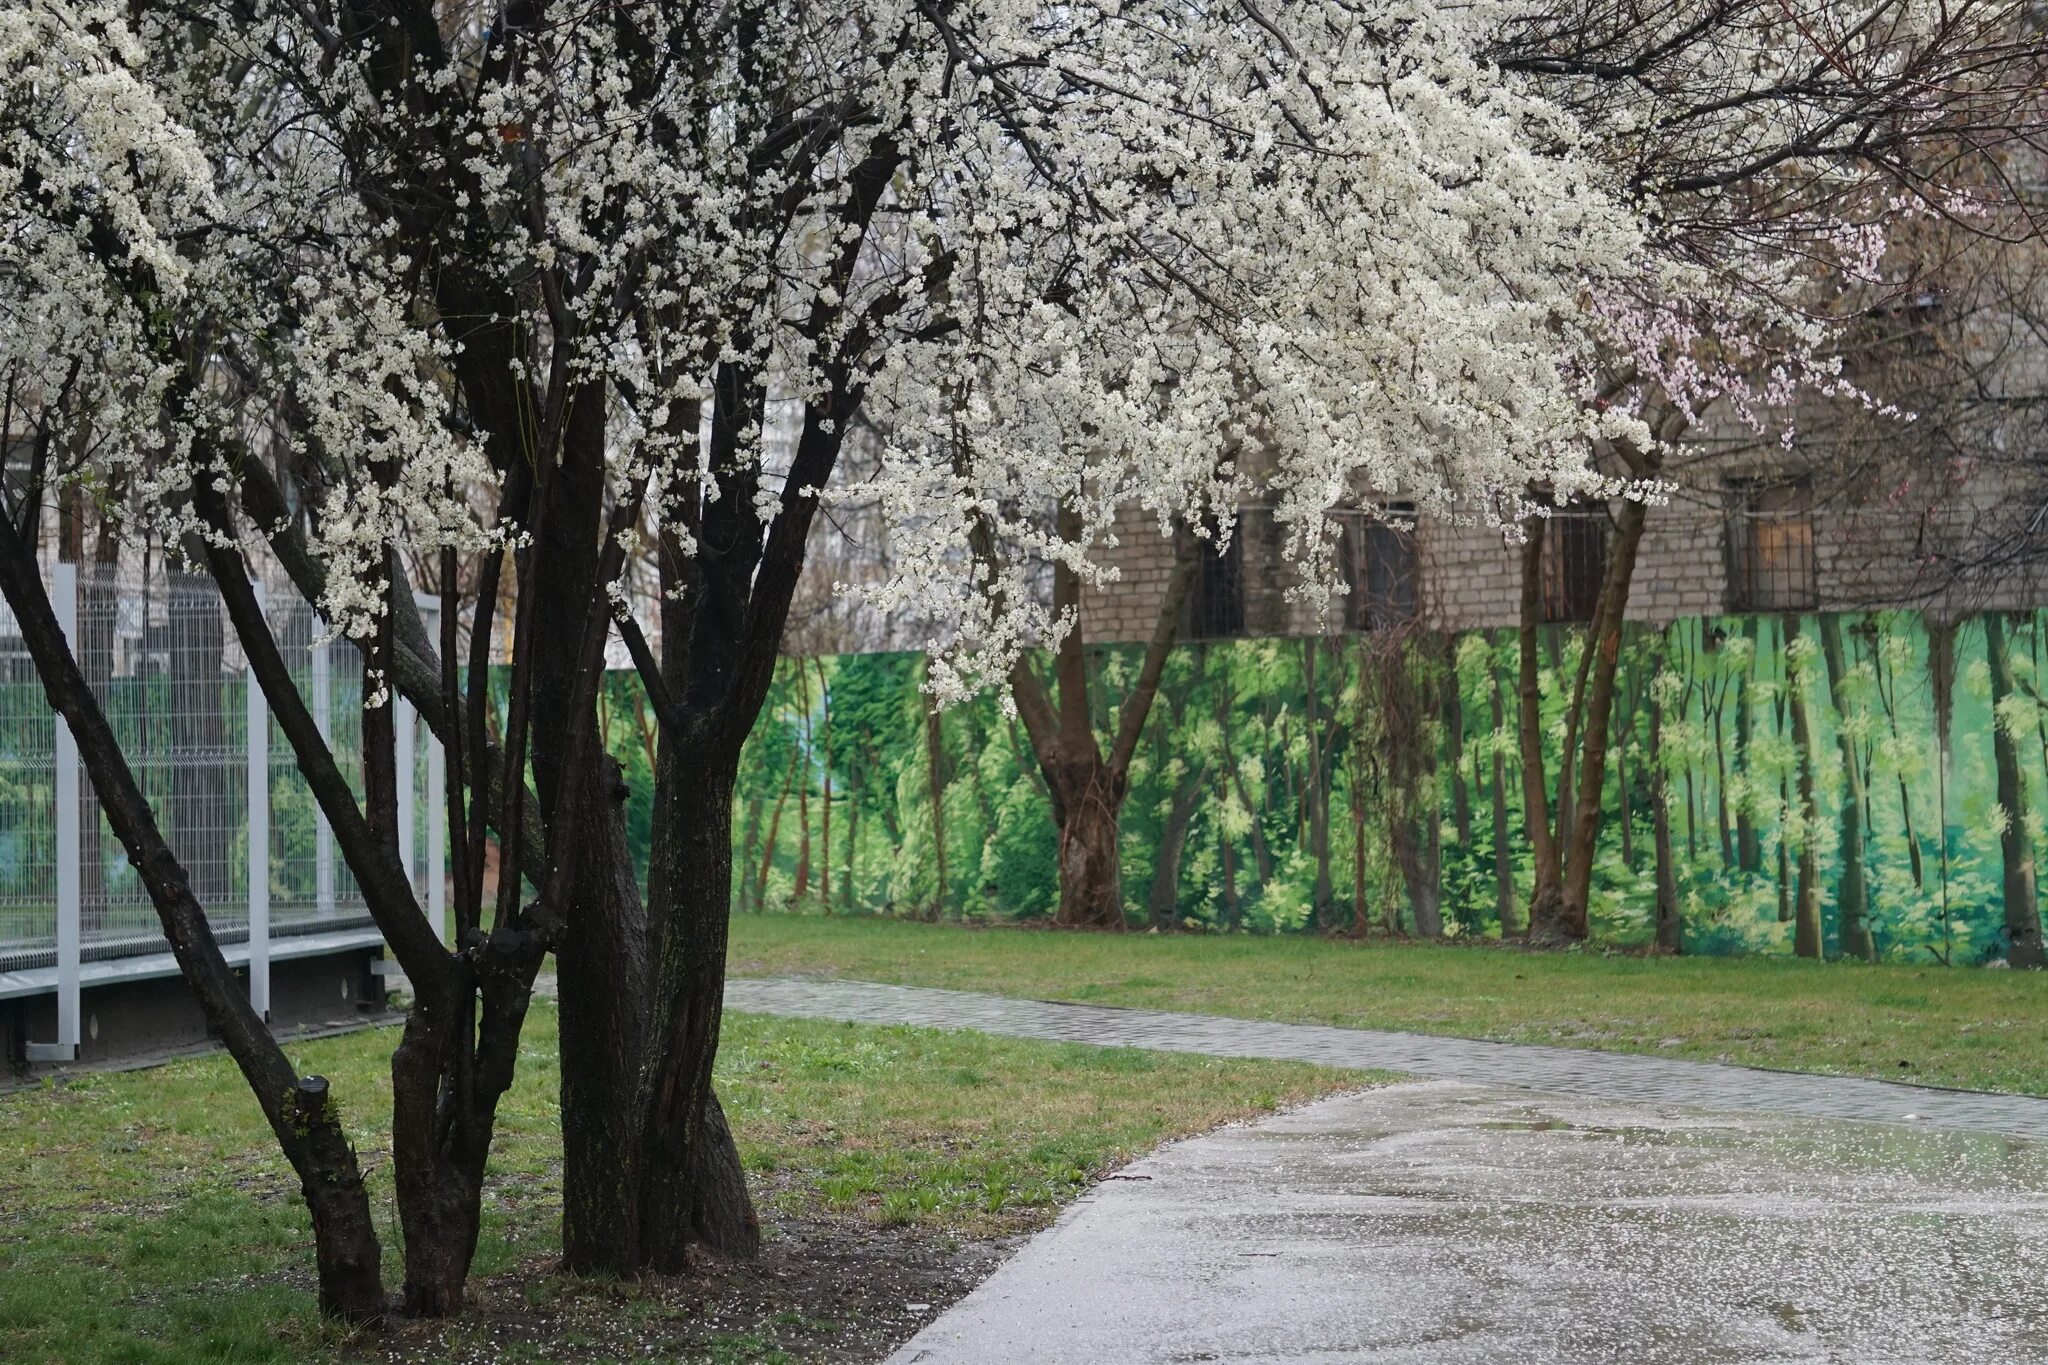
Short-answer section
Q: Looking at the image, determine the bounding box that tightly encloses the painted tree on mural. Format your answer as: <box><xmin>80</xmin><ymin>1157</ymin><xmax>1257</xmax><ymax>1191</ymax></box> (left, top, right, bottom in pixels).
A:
<box><xmin>1490</xmin><ymin>3</ymin><xmax>2048</xmax><ymax>946</ymax></box>
<box><xmin>5</xmin><ymin>0</ymin><xmax>2045</xmax><ymax>1320</ymax></box>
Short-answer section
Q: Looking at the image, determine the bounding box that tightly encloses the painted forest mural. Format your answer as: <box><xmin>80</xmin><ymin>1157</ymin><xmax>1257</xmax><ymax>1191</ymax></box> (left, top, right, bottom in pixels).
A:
<box><xmin>598</xmin><ymin>611</ymin><xmax>2048</xmax><ymax>964</ymax></box>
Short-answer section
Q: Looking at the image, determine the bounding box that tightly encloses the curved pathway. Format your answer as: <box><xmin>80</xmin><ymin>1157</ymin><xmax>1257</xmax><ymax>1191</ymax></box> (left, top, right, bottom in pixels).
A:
<box><xmin>727</xmin><ymin>977</ymin><xmax>2048</xmax><ymax>1140</ymax></box>
<box><xmin>883</xmin><ymin>1082</ymin><xmax>2048</xmax><ymax>1364</ymax></box>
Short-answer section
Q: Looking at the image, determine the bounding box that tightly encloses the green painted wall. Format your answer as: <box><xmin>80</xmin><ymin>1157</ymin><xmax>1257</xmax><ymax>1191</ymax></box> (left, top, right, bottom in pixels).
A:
<box><xmin>648</xmin><ymin>611</ymin><xmax>2047</xmax><ymax>963</ymax></box>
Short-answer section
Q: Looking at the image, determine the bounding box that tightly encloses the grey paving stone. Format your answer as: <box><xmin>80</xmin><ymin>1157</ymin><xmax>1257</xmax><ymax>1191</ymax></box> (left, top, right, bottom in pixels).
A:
<box><xmin>726</xmin><ymin>977</ymin><xmax>2048</xmax><ymax>1140</ymax></box>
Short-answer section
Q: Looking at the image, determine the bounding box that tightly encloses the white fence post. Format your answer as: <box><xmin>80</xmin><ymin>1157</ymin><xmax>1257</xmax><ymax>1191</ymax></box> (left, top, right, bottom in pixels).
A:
<box><xmin>395</xmin><ymin>691</ymin><xmax>416</xmax><ymax>894</ymax></box>
<box><xmin>426</xmin><ymin>714</ymin><xmax>446</xmax><ymax>943</ymax></box>
<box><xmin>418</xmin><ymin>593</ymin><xmax>446</xmax><ymax>943</ymax></box>
<box><xmin>312</xmin><ymin>634</ymin><xmax>334</xmax><ymax>919</ymax></box>
<box><xmin>247</xmin><ymin>582</ymin><xmax>270</xmax><ymax>1022</ymax></box>
<box><xmin>37</xmin><ymin>562</ymin><xmax>82</xmax><ymax>1062</ymax></box>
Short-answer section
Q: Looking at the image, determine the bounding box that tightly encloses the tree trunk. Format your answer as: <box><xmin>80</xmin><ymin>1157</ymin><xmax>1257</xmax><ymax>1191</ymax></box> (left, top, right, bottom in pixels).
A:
<box><xmin>1351</xmin><ymin>781</ymin><xmax>1369</xmax><ymax>936</ymax></box>
<box><xmin>1220</xmin><ymin>773</ymin><xmax>1242</xmax><ymax>931</ymax></box>
<box><xmin>1818</xmin><ymin>615</ymin><xmax>1875</xmax><ymax>962</ymax></box>
<box><xmin>1616</xmin><ymin>690</ymin><xmax>1635</xmax><ymax>871</ymax></box>
<box><xmin>1149</xmin><ymin>765</ymin><xmax>1205</xmax><ymax>930</ymax></box>
<box><xmin>842</xmin><ymin>787</ymin><xmax>861</xmax><ymax>914</ymax></box>
<box><xmin>817</xmin><ymin>659</ymin><xmax>832</xmax><ymax>910</ymax></box>
<box><xmin>1221</xmin><ymin>716</ymin><xmax>1275</xmax><ymax>886</ymax></box>
<box><xmin>756</xmin><ymin>740</ymin><xmax>800</xmax><ymax>912</ymax></box>
<box><xmin>1390</xmin><ymin>803</ymin><xmax>1441</xmax><ymax>938</ymax></box>
<box><xmin>793</xmin><ymin>660</ymin><xmax>813</xmax><ymax>903</ymax></box>
<box><xmin>1871</xmin><ymin>628</ymin><xmax>1925</xmax><ymax>889</ymax></box>
<box><xmin>0</xmin><ymin>536</ymin><xmax>386</xmax><ymax>1322</ymax></box>
<box><xmin>1009</xmin><ymin>516</ymin><xmax>1199</xmax><ymax>933</ymax></box>
<box><xmin>1445</xmin><ymin>654</ymin><xmax>1472</xmax><ymax>850</ymax></box>
<box><xmin>1734</xmin><ymin>616</ymin><xmax>1763</xmax><ymax>875</ymax></box>
<box><xmin>1489</xmin><ymin>667</ymin><xmax>1520</xmax><ymax>936</ymax></box>
<box><xmin>1302</xmin><ymin>640</ymin><xmax>1336</xmax><ymax>928</ymax></box>
<box><xmin>1785</xmin><ymin>619</ymin><xmax>1823</xmax><ymax>960</ymax></box>
<box><xmin>736</xmin><ymin>792</ymin><xmax>764</xmax><ymax>913</ymax></box>
<box><xmin>1515</xmin><ymin>517</ymin><xmax>1565</xmax><ymax>937</ymax></box>
<box><xmin>1712</xmin><ymin>703</ymin><xmax>1735</xmax><ymax>869</ymax></box>
<box><xmin>636</xmin><ymin>762</ymin><xmax>762</xmax><ymax>1272</ymax></box>
<box><xmin>1648</xmin><ymin>641</ymin><xmax>1682</xmax><ymax>954</ymax></box>
<box><xmin>1054</xmin><ymin>764</ymin><xmax>1126</xmax><ymax>929</ymax></box>
<box><xmin>556</xmin><ymin>756</ymin><xmax>652</xmax><ymax>1275</ymax></box>
<box><xmin>1986</xmin><ymin>613</ymin><xmax>2045</xmax><ymax>967</ymax></box>
<box><xmin>388</xmin><ymin>991</ymin><xmax>485</xmax><ymax>1314</ymax></box>
<box><xmin>1552</xmin><ymin>498</ymin><xmax>1649</xmax><ymax>945</ymax></box>
<box><xmin>925</xmin><ymin>694</ymin><xmax>949</xmax><ymax>917</ymax></box>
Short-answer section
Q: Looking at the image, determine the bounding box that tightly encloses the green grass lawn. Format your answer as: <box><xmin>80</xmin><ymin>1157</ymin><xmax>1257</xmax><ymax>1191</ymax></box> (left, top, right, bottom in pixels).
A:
<box><xmin>0</xmin><ymin>1006</ymin><xmax>1353</xmax><ymax>1364</ymax></box>
<box><xmin>728</xmin><ymin>916</ymin><xmax>2048</xmax><ymax>1096</ymax></box>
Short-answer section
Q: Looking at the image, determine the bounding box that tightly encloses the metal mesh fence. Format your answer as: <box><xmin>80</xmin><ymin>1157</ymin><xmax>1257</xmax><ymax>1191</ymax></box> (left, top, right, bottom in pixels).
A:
<box><xmin>0</xmin><ymin>595</ymin><xmax>56</xmax><ymax>964</ymax></box>
<box><xmin>75</xmin><ymin>566</ymin><xmax>250</xmax><ymax>959</ymax></box>
<box><xmin>265</xmin><ymin>593</ymin><xmax>373</xmax><ymax>937</ymax></box>
<box><xmin>0</xmin><ymin>565</ymin><xmax>436</xmax><ymax>974</ymax></box>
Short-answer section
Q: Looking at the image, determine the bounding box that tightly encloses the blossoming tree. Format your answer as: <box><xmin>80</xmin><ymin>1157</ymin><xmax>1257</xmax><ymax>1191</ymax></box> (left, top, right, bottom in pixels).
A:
<box><xmin>0</xmin><ymin>0</ymin><xmax>2037</xmax><ymax>1323</ymax></box>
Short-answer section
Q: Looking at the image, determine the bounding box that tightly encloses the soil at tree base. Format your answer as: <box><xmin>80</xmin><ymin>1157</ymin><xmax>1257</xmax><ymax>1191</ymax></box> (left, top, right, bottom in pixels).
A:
<box><xmin>372</xmin><ymin>1206</ymin><xmax>1015</xmax><ymax>1363</ymax></box>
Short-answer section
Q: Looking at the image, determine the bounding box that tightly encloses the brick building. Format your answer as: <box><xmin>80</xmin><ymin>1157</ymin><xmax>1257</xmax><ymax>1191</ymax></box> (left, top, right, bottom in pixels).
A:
<box><xmin>1081</xmin><ymin>465</ymin><xmax>2048</xmax><ymax>645</ymax></box>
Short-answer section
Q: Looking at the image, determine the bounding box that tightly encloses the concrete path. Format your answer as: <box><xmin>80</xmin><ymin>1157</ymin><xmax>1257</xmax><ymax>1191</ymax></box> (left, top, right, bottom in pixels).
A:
<box><xmin>885</xmin><ymin>1082</ymin><xmax>2048</xmax><ymax>1364</ymax></box>
<box><xmin>727</xmin><ymin>977</ymin><xmax>2048</xmax><ymax>1140</ymax></box>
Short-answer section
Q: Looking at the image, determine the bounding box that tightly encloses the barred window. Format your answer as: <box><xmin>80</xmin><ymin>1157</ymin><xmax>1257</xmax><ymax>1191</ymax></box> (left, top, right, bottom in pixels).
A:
<box><xmin>1341</xmin><ymin>505</ymin><xmax>1419</xmax><ymax>631</ymax></box>
<box><xmin>1181</xmin><ymin>532</ymin><xmax>1245</xmax><ymax>641</ymax></box>
<box><xmin>1727</xmin><ymin>479</ymin><xmax>1817</xmax><ymax>612</ymax></box>
<box><xmin>1541</xmin><ymin>505</ymin><xmax>1608</xmax><ymax>623</ymax></box>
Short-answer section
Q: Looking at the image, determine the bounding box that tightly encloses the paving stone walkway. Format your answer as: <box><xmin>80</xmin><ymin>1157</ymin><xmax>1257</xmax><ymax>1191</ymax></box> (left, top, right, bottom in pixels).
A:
<box><xmin>885</xmin><ymin>1082</ymin><xmax>2048</xmax><ymax>1364</ymax></box>
<box><xmin>728</xmin><ymin>977</ymin><xmax>2048</xmax><ymax>1140</ymax></box>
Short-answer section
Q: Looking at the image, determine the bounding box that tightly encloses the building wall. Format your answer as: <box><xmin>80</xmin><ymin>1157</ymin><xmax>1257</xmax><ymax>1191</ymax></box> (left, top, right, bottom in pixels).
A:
<box><xmin>1083</xmin><ymin>473</ymin><xmax>2048</xmax><ymax>645</ymax></box>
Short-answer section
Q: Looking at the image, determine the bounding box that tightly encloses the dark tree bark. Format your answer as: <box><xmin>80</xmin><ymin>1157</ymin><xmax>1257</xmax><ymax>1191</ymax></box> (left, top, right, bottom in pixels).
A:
<box><xmin>1010</xmin><ymin>513</ymin><xmax>1201</xmax><ymax>930</ymax></box>
<box><xmin>1550</xmin><ymin>496</ymin><xmax>1649</xmax><ymax>945</ymax></box>
<box><xmin>1985</xmin><ymin>613</ymin><xmax>2045</xmax><ymax>967</ymax></box>
<box><xmin>1375</xmin><ymin>636</ymin><xmax>1442</xmax><ymax>938</ymax></box>
<box><xmin>1818</xmin><ymin>615</ymin><xmax>1876</xmax><ymax>961</ymax></box>
<box><xmin>635</xmin><ymin>761</ymin><xmax>761</xmax><ymax>1271</ymax></box>
<box><xmin>1870</xmin><ymin>626</ymin><xmax>1924</xmax><ymax>889</ymax></box>
<box><xmin>1515</xmin><ymin>517</ymin><xmax>1566</xmax><ymax>935</ymax></box>
<box><xmin>555</xmin><ymin>757</ymin><xmax>654</xmax><ymax>1274</ymax></box>
<box><xmin>0</xmin><ymin>523</ymin><xmax>386</xmax><ymax>1322</ymax></box>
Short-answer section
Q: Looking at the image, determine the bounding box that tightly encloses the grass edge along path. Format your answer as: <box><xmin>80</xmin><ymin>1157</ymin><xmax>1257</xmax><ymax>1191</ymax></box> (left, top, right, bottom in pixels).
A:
<box><xmin>728</xmin><ymin>916</ymin><xmax>2048</xmax><ymax>1098</ymax></box>
<box><xmin>0</xmin><ymin>1005</ymin><xmax>1361</xmax><ymax>1365</ymax></box>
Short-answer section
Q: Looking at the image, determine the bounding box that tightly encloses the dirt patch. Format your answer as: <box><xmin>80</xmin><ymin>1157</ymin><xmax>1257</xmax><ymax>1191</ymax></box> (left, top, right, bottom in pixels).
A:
<box><xmin>369</xmin><ymin>1211</ymin><xmax>1017</xmax><ymax>1364</ymax></box>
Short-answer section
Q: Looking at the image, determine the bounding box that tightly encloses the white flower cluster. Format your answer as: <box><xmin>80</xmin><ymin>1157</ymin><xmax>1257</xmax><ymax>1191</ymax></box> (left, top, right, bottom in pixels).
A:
<box><xmin>0</xmin><ymin>0</ymin><xmax>2007</xmax><ymax>697</ymax></box>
